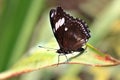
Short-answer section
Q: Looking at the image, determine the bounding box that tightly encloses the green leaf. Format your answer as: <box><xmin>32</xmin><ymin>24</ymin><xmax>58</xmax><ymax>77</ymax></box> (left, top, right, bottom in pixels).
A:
<box><xmin>0</xmin><ymin>0</ymin><xmax>46</xmax><ymax>71</ymax></box>
<box><xmin>0</xmin><ymin>43</ymin><xmax>120</xmax><ymax>80</ymax></box>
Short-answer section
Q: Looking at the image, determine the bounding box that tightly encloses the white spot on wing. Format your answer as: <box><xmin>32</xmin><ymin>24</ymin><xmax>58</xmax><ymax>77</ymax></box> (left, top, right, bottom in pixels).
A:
<box><xmin>51</xmin><ymin>13</ymin><xmax>54</xmax><ymax>17</ymax></box>
<box><xmin>55</xmin><ymin>18</ymin><xmax>65</xmax><ymax>31</ymax></box>
<box><xmin>64</xmin><ymin>27</ymin><xmax>68</xmax><ymax>31</ymax></box>
<box><xmin>60</xmin><ymin>18</ymin><xmax>65</xmax><ymax>26</ymax></box>
<box><xmin>55</xmin><ymin>22</ymin><xmax>59</xmax><ymax>30</ymax></box>
<box><xmin>81</xmin><ymin>39</ymin><xmax>84</xmax><ymax>42</ymax></box>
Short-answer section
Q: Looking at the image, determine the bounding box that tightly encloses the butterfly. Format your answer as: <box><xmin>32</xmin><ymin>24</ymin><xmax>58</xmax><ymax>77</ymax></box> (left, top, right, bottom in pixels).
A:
<box><xmin>49</xmin><ymin>7</ymin><xmax>91</xmax><ymax>61</ymax></box>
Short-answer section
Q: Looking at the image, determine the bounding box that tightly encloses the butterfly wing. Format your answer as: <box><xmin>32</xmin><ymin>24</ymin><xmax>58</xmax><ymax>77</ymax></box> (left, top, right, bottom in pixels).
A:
<box><xmin>50</xmin><ymin>7</ymin><xmax>90</xmax><ymax>53</ymax></box>
<box><xmin>50</xmin><ymin>7</ymin><xmax>66</xmax><ymax>50</ymax></box>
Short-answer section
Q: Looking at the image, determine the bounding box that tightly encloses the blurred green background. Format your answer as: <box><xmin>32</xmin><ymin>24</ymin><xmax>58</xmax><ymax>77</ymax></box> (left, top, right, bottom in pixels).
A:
<box><xmin>0</xmin><ymin>0</ymin><xmax>120</xmax><ymax>80</ymax></box>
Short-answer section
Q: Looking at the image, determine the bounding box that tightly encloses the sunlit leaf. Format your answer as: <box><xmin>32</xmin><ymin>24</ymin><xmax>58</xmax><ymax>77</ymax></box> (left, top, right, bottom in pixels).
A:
<box><xmin>0</xmin><ymin>44</ymin><xmax>120</xmax><ymax>80</ymax></box>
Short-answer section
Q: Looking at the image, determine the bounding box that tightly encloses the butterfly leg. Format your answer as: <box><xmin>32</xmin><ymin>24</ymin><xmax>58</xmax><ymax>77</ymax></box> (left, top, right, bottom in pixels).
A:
<box><xmin>57</xmin><ymin>53</ymin><xmax>69</xmax><ymax>65</ymax></box>
<box><xmin>57</xmin><ymin>54</ymin><xmax>60</xmax><ymax>66</ymax></box>
<box><xmin>64</xmin><ymin>54</ymin><xmax>69</xmax><ymax>63</ymax></box>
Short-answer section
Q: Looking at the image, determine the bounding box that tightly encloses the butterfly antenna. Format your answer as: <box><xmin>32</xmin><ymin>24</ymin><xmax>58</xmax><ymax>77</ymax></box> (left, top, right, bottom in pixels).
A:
<box><xmin>38</xmin><ymin>46</ymin><xmax>57</xmax><ymax>51</ymax></box>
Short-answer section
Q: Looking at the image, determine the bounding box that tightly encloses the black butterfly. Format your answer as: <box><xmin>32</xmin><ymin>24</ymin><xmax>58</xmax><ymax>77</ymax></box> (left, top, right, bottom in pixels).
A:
<box><xmin>49</xmin><ymin>7</ymin><xmax>90</xmax><ymax>56</ymax></box>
